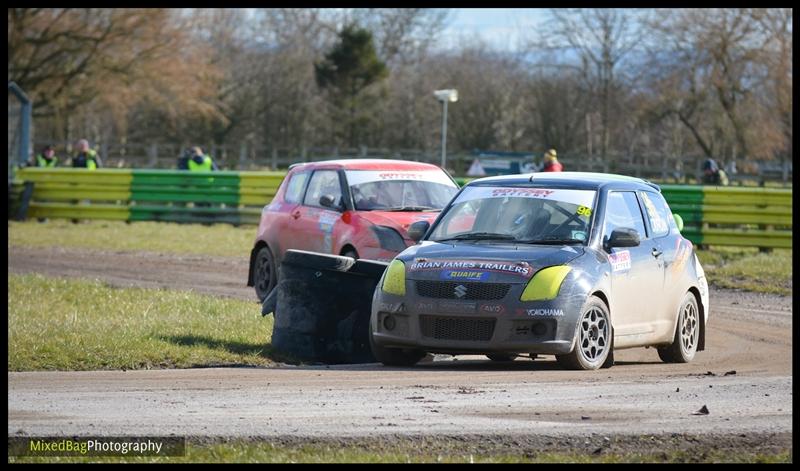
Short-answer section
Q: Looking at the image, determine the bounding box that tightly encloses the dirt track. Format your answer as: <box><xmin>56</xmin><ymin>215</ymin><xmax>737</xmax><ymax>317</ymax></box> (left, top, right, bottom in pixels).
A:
<box><xmin>7</xmin><ymin>245</ymin><xmax>793</xmax><ymax>451</ymax></box>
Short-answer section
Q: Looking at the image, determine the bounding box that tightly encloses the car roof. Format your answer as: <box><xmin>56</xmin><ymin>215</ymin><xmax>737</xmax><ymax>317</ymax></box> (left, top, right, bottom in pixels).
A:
<box><xmin>289</xmin><ymin>159</ymin><xmax>444</xmax><ymax>172</ymax></box>
<box><xmin>466</xmin><ymin>172</ymin><xmax>660</xmax><ymax>191</ymax></box>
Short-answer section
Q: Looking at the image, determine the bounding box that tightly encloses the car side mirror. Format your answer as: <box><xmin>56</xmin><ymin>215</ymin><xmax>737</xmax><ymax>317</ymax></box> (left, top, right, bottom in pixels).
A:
<box><xmin>672</xmin><ymin>213</ymin><xmax>684</xmax><ymax>232</ymax></box>
<box><xmin>319</xmin><ymin>194</ymin><xmax>339</xmax><ymax>210</ymax></box>
<box><xmin>605</xmin><ymin>228</ymin><xmax>640</xmax><ymax>249</ymax></box>
<box><xmin>407</xmin><ymin>221</ymin><xmax>430</xmax><ymax>242</ymax></box>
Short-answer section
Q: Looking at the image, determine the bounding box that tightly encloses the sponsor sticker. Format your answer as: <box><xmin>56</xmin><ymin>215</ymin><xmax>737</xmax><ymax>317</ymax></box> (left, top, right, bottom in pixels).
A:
<box><xmin>318</xmin><ymin>212</ymin><xmax>338</xmax><ymax>233</ymax></box>
<box><xmin>608</xmin><ymin>250</ymin><xmax>631</xmax><ymax>272</ymax></box>
<box><xmin>479</xmin><ymin>304</ymin><xmax>506</xmax><ymax>314</ymax></box>
<box><xmin>379</xmin><ymin>302</ymin><xmax>404</xmax><ymax>313</ymax></box>
<box><xmin>453</xmin><ymin>187</ymin><xmax>596</xmax><ymax>208</ymax></box>
<box><xmin>490</xmin><ymin>188</ymin><xmax>555</xmax><ymax>198</ymax></box>
<box><xmin>438</xmin><ymin>301</ymin><xmax>477</xmax><ymax>313</ymax></box>
<box><xmin>671</xmin><ymin>239</ymin><xmax>691</xmax><ymax>275</ymax></box>
<box><xmin>345</xmin><ymin>170</ymin><xmax>455</xmax><ymax>187</ymax></box>
<box><xmin>440</xmin><ymin>270</ymin><xmax>489</xmax><ymax>281</ymax></box>
<box><xmin>415</xmin><ymin>302</ymin><xmax>435</xmax><ymax>312</ymax></box>
<box><xmin>409</xmin><ymin>259</ymin><xmax>533</xmax><ymax>278</ymax></box>
<box><xmin>524</xmin><ymin>308</ymin><xmax>564</xmax><ymax>317</ymax></box>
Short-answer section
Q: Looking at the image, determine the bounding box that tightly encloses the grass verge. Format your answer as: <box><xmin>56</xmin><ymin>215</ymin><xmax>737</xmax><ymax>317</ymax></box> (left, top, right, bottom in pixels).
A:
<box><xmin>8</xmin><ymin>439</ymin><xmax>791</xmax><ymax>463</ymax></box>
<box><xmin>8</xmin><ymin>219</ymin><xmax>256</xmax><ymax>258</ymax></box>
<box><xmin>8</xmin><ymin>273</ymin><xmax>276</xmax><ymax>371</ymax></box>
<box><xmin>695</xmin><ymin>247</ymin><xmax>792</xmax><ymax>296</ymax></box>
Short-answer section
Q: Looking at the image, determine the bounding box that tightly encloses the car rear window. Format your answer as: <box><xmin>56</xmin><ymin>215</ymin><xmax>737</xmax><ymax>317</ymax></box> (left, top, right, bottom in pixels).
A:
<box><xmin>284</xmin><ymin>172</ymin><xmax>309</xmax><ymax>204</ymax></box>
<box><xmin>640</xmin><ymin>191</ymin><xmax>673</xmax><ymax>237</ymax></box>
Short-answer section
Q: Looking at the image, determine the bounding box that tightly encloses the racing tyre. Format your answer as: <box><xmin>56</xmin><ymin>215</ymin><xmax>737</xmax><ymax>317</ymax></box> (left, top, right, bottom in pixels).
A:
<box><xmin>658</xmin><ymin>292</ymin><xmax>700</xmax><ymax>363</ymax></box>
<box><xmin>254</xmin><ymin>246</ymin><xmax>277</xmax><ymax>302</ymax></box>
<box><xmin>369</xmin><ymin>329</ymin><xmax>426</xmax><ymax>367</ymax></box>
<box><xmin>556</xmin><ymin>296</ymin><xmax>612</xmax><ymax>370</ymax></box>
<box><xmin>486</xmin><ymin>354</ymin><xmax>517</xmax><ymax>362</ymax></box>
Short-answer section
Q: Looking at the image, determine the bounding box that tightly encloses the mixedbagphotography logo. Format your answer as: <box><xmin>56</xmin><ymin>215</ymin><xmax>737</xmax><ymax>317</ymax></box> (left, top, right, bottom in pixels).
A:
<box><xmin>8</xmin><ymin>436</ymin><xmax>186</xmax><ymax>457</ymax></box>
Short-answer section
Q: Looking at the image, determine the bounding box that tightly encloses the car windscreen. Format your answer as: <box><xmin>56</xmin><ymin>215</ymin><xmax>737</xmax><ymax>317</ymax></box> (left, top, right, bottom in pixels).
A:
<box><xmin>345</xmin><ymin>170</ymin><xmax>458</xmax><ymax>211</ymax></box>
<box><xmin>429</xmin><ymin>186</ymin><xmax>597</xmax><ymax>244</ymax></box>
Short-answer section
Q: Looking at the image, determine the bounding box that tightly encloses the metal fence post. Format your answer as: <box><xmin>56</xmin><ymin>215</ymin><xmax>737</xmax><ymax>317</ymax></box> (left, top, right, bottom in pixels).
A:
<box><xmin>271</xmin><ymin>148</ymin><xmax>278</xmax><ymax>170</ymax></box>
<box><xmin>148</xmin><ymin>144</ymin><xmax>158</xmax><ymax>168</ymax></box>
<box><xmin>239</xmin><ymin>143</ymin><xmax>247</xmax><ymax>170</ymax></box>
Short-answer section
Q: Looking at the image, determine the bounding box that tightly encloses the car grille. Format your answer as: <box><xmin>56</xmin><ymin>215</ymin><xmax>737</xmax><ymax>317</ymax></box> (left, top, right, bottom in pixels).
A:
<box><xmin>415</xmin><ymin>281</ymin><xmax>511</xmax><ymax>300</ymax></box>
<box><xmin>419</xmin><ymin>315</ymin><xmax>496</xmax><ymax>341</ymax></box>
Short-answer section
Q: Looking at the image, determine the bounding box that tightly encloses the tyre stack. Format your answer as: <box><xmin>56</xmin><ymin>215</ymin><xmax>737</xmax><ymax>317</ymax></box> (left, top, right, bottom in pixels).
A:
<box><xmin>264</xmin><ymin>250</ymin><xmax>388</xmax><ymax>364</ymax></box>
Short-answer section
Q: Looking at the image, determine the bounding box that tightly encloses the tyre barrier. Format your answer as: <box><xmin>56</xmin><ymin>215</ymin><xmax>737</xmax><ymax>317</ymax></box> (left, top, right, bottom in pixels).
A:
<box><xmin>264</xmin><ymin>250</ymin><xmax>389</xmax><ymax>364</ymax></box>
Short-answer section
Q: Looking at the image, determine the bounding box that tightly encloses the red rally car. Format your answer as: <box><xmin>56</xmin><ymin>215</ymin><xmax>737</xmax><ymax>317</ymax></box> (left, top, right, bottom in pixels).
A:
<box><xmin>247</xmin><ymin>159</ymin><xmax>460</xmax><ymax>300</ymax></box>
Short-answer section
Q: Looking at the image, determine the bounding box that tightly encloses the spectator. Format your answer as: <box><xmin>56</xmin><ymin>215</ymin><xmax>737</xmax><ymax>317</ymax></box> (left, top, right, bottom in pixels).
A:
<box><xmin>702</xmin><ymin>158</ymin><xmax>729</xmax><ymax>186</ymax></box>
<box><xmin>70</xmin><ymin>139</ymin><xmax>101</xmax><ymax>169</ymax></box>
<box><xmin>178</xmin><ymin>146</ymin><xmax>218</xmax><ymax>171</ymax></box>
<box><xmin>32</xmin><ymin>145</ymin><xmax>58</xmax><ymax>168</ymax></box>
<box><xmin>541</xmin><ymin>148</ymin><xmax>563</xmax><ymax>172</ymax></box>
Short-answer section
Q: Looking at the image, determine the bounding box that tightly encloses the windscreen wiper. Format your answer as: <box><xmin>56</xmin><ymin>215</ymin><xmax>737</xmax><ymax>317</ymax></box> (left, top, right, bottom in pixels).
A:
<box><xmin>517</xmin><ymin>238</ymin><xmax>584</xmax><ymax>245</ymax></box>
<box><xmin>382</xmin><ymin>206</ymin><xmax>438</xmax><ymax>212</ymax></box>
<box><xmin>435</xmin><ymin>232</ymin><xmax>517</xmax><ymax>242</ymax></box>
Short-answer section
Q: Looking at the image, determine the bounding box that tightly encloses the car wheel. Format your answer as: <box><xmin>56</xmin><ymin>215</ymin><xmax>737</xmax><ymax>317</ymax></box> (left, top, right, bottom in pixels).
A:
<box><xmin>658</xmin><ymin>292</ymin><xmax>700</xmax><ymax>363</ymax></box>
<box><xmin>254</xmin><ymin>246</ymin><xmax>277</xmax><ymax>302</ymax></box>
<box><xmin>486</xmin><ymin>354</ymin><xmax>517</xmax><ymax>362</ymax></box>
<box><xmin>369</xmin><ymin>328</ymin><xmax>425</xmax><ymax>367</ymax></box>
<box><xmin>556</xmin><ymin>296</ymin><xmax>612</xmax><ymax>370</ymax></box>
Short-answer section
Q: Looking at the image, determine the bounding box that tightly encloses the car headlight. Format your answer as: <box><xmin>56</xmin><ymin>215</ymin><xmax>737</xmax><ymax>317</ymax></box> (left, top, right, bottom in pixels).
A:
<box><xmin>520</xmin><ymin>266</ymin><xmax>571</xmax><ymax>301</ymax></box>
<box><xmin>371</xmin><ymin>225</ymin><xmax>408</xmax><ymax>252</ymax></box>
<box><xmin>382</xmin><ymin>260</ymin><xmax>406</xmax><ymax>296</ymax></box>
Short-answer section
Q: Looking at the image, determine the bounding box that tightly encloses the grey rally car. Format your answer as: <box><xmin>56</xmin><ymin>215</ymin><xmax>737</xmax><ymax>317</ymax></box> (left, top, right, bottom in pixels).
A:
<box><xmin>370</xmin><ymin>172</ymin><xmax>709</xmax><ymax>370</ymax></box>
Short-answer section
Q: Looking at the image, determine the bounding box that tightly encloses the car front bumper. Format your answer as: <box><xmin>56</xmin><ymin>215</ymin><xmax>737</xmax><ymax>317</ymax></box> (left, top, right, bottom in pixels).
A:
<box><xmin>371</xmin><ymin>286</ymin><xmax>583</xmax><ymax>356</ymax></box>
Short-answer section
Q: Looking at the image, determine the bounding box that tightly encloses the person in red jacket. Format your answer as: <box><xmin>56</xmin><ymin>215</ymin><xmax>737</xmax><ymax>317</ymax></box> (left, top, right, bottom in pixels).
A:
<box><xmin>541</xmin><ymin>149</ymin><xmax>563</xmax><ymax>172</ymax></box>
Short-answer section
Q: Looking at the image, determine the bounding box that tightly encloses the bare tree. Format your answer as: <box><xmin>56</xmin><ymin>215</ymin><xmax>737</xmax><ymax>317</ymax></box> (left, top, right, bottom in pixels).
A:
<box><xmin>540</xmin><ymin>9</ymin><xmax>647</xmax><ymax>169</ymax></box>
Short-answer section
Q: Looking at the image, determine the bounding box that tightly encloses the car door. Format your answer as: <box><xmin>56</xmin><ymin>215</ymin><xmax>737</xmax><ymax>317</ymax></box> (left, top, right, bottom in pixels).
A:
<box><xmin>271</xmin><ymin>170</ymin><xmax>311</xmax><ymax>263</ymax></box>
<box><xmin>639</xmin><ymin>190</ymin><xmax>686</xmax><ymax>341</ymax></box>
<box><xmin>291</xmin><ymin>169</ymin><xmax>345</xmax><ymax>254</ymax></box>
<box><xmin>602</xmin><ymin>190</ymin><xmax>663</xmax><ymax>344</ymax></box>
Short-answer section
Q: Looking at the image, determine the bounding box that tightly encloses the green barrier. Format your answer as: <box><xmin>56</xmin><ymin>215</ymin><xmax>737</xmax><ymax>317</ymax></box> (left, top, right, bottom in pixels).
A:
<box><xmin>11</xmin><ymin>169</ymin><xmax>792</xmax><ymax>249</ymax></box>
<box><xmin>660</xmin><ymin>184</ymin><xmax>792</xmax><ymax>249</ymax></box>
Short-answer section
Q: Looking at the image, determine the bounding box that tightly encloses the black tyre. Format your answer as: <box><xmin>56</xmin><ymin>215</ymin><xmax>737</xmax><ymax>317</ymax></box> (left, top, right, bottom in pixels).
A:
<box><xmin>369</xmin><ymin>329</ymin><xmax>425</xmax><ymax>367</ymax></box>
<box><xmin>658</xmin><ymin>292</ymin><xmax>700</xmax><ymax>363</ymax></box>
<box><xmin>556</xmin><ymin>296</ymin><xmax>613</xmax><ymax>370</ymax></box>
<box><xmin>254</xmin><ymin>246</ymin><xmax>277</xmax><ymax>302</ymax></box>
<box><xmin>486</xmin><ymin>354</ymin><xmax>517</xmax><ymax>362</ymax></box>
<box><xmin>342</xmin><ymin>248</ymin><xmax>359</xmax><ymax>259</ymax></box>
